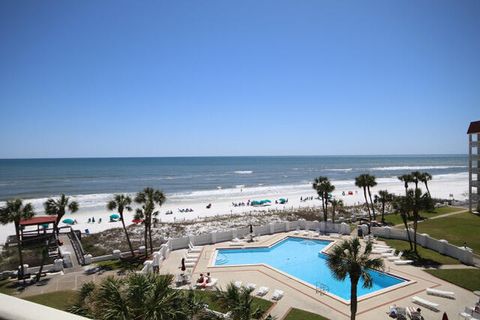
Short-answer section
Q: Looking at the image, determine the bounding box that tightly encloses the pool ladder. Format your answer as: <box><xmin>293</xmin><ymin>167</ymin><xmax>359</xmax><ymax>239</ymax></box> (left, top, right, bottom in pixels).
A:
<box><xmin>315</xmin><ymin>282</ymin><xmax>329</xmax><ymax>295</ymax></box>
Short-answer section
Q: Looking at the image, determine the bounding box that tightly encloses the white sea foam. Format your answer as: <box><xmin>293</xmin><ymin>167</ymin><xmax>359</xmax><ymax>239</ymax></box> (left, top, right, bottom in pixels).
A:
<box><xmin>370</xmin><ymin>165</ymin><xmax>467</xmax><ymax>171</ymax></box>
<box><xmin>325</xmin><ymin>168</ymin><xmax>353</xmax><ymax>172</ymax></box>
<box><xmin>234</xmin><ymin>170</ymin><xmax>253</xmax><ymax>174</ymax></box>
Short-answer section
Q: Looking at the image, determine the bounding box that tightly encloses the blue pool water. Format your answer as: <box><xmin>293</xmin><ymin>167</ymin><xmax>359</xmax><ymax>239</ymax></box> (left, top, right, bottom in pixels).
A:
<box><xmin>214</xmin><ymin>237</ymin><xmax>406</xmax><ymax>300</ymax></box>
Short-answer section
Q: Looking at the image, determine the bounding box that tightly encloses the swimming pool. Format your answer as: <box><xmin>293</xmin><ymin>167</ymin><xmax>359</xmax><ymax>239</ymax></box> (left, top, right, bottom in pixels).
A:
<box><xmin>214</xmin><ymin>237</ymin><xmax>406</xmax><ymax>301</ymax></box>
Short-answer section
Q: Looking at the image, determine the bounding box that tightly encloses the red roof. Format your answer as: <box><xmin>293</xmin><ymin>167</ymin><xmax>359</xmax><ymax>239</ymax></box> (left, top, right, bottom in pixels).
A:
<box><xmin>20</xmin><ymin>216</ymin><xmax>57</xmax><ymax>226</ymax></box>
<box><xmin>467</xmin><ymin>120</ymin><xmax>480</xmax><ymax>134</ymax></box>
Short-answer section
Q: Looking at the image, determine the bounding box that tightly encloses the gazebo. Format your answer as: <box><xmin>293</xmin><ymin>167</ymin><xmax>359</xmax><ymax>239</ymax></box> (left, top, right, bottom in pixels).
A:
<box><xmin>19</xmin><ymin>215</ymin><xmax>57</xmax><ymax>243</ymax></box>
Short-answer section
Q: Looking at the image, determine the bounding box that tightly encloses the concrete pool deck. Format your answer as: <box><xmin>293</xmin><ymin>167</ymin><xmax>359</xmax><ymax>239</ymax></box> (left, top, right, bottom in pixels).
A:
<box><xmin>159</xmin><ymin>232</ymin><xmax>479</xmax><ymax>319</ymax></box>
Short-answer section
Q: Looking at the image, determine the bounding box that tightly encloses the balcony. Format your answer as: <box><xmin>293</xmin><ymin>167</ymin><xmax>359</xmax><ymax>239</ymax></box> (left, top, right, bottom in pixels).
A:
<box><xmin>471</xmin><ymin>140</ymin><xmax>479</xmax><ymax>148</ymax></box>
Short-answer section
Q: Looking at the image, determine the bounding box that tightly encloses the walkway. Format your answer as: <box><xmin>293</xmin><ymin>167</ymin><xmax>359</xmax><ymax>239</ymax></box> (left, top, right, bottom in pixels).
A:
<box><xmin>58</xmin><ymin>234</ymin><xmax>81</xmax><ymax>271</ymax></box>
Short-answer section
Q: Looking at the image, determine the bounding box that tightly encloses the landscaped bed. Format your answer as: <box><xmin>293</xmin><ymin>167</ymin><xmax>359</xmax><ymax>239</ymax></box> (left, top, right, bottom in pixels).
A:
<box><xmin>284</xmin><ymin>308</ymin><xmax>329</xmax><ymax>320</ymax></box>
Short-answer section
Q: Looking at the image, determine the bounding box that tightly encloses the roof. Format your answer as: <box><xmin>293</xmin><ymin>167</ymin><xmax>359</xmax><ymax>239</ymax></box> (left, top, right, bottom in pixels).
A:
<box><xmin>20</xmin><ymin>216</ymin><xmax>57</xmax><ymax>226</ymax></box>
<box><xmin>467</xmin><ymin>120</ymin><xmax>480</xmax><ymax>134</ymax></box>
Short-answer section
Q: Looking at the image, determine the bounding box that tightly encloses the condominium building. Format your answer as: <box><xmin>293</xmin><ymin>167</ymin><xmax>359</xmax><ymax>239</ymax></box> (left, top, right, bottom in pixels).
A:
<box><xmin>468</xmin><ymin>120</ymin><xmax>480</xmax><ymax>212</ymax></box>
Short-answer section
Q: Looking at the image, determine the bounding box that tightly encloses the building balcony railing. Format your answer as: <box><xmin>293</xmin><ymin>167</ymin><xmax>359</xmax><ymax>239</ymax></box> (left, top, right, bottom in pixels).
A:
<box><xmin>472</xmin><ymin>180</ymin><xmax>478</xmax><ymax>188</ymax></box>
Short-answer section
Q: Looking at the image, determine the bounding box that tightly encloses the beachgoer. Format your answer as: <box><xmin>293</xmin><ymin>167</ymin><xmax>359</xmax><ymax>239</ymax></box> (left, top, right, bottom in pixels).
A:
<box><xmin>99</xmin><ymin>218</ymin><xmax>102</xmax><ymax>223</ymax></box>
<box><xmin>196</xmin><ymin>273</ymin><xmax>204</xmax><ymax>284</ymax></box>
<box><xmin>206</xmin><ymin>272</ymin><xmax>211</xmax><ymax>283</ymax></box>
<box><xmin>92</xmin><ymin>217</ymin><xmax>95</xmax><ymax>223</ymax></box>
<box><xmin>387</xmin><ymin>304</ymin><xmax>398</xmax><ymax>318</ymax></box>
<box><xmin>88</xmin><ymin>218</ymin><xmax>91</xmax><ymax>223</ymax></box>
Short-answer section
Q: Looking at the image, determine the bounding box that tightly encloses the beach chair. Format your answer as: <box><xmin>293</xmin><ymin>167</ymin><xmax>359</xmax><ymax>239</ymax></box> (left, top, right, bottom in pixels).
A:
<box><xmin>394</xmin><ymin>259</ymin><xmax>413</xmax><ymax>265</ymax></box>
<box><xmin>459</xmin><ymin>312</ymin><xmax>472</xmax><ymax>320</ymax></box>
<box><xmin>372</xmin><ymin>248</ymin><xmax>392</xmax><ymax>254</ymax></box>
<box><xmin>189</xmin><ymin>242</ymin><xmax>202</xmax><ymax>253</ymax></box>
<box><xmin>293</xmin><ymin>227</ymin><xmax>301</xmax><ymax>235</ymax></box>
<box><xmin>387</xmin><ymin>251</ymin><xmax>403</xmax><ymax>261</ymax></box>
<box><xmin>234</xmin><ymin>281</ymin><xmax>242</xmax><ymax>288</ymax></box>
<box><xmin>411</xmin><ymin>296</ymin><xmax>439</xmax><ymax>311</ymax></box>
<box><xmin>256</xmin><ymin>286</ymin><xmax>269</xmax><ymax>296</ymax></box>
<box><xmin>246</xmin><ymin>283</ymin><xmax>256</xmax><ymax>290</ymax></box>
<box><xmin>406</xmin><ymin>306</ymin><xmax>423</xmax><ymax>320</ymax></box>
<box><xmin>426</xmin><ymin>288</ymin><xmax>455</xmax><ymax>299</ymax></box>
<box><xmin>272</xmin><ymin>289</ymin><xmax>284</xmax><ymax>301</ymax></box>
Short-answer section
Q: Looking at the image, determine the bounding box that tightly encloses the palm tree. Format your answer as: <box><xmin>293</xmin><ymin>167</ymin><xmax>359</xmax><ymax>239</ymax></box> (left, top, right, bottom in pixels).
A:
<box><xmin>44</xmin><ymin>194</ymin><xmax>79</xmax><ymax>235</ymax></box>
<box><xmin>134</xmin><ymin>188</ymin><xmax>166</xmax><ymax>254</ymax></box>
<box><xmin>392</xmin><ymin>194</ymin><xmax>414</xmax><ymax>250</ymax></box>
<box><xmin>107</xmin><ymin>194</ymin><xmax>135</xmax><ymax>257</ymax></box>
<box><xmin>355</xmin><ymin>174</ymin><xmax>371</xmax><ymax>221</ymax></box>
<box><xmin>70</xmin><ymin>273</ymin><xmax>192</xmax><ymax>319</ymax></box>
<box><xmin>374</xmin><ymin>190</ymin><xmax>393</xmax><ymax>224</ymax></box>
<box><xmin>411</xmin><ymin>171</ymin><xmax>422</xmax><ymax>190</ymax></box>
<box><xmin>398</xmin><ymin>174</ymin><xmax>413</xmax><ymax>196</ymax></box>
<box><xmin>0</xmin><ymin>199</ymin><xmax>35</xmax><ymax>283</ymax></box>
<box><xmin>410</xmin><ymin>187</ymin><xmax>434</xmax><ymax>253</ymax></box>
<box><xmin>365</xmin><ymin>174</ymin><xmax>377</xmax><ymax>220</ymax></box>
<box><xmin>313</xmin><ymin>177</ymin><xmax>336</xmax><ymax>221</ymax></box>
<box><xmin>419</xmin><ymin>172</ymin><xmax>432</xmax><ymax>197</ymax></box>
<box><xmin>216</xmin><ymin>282</ymin><xmax>265</xmax><ymax>320</ymax></box>
<box><xmin>326</xmin><ymin>238</ymin><xmax>384</xmax><ymax>320</ymax></box>
<box><xmin>328</xmin><ymin>199</ymin><xmax>343</xmax><ymax>223</ymax></box>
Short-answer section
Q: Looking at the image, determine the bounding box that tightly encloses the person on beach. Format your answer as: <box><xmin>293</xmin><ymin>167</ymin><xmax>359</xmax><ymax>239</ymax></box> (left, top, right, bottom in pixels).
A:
<box><xmin>88</xmin><ymin>218</ymin><xmax>91</xmax><ymax>223</ymax></box>
<box><xmin>99</xmin><ymin>218</ymin><xmax>102</xmax><ymax>223</ymax></box>
<box><xmin>196</xmin><ymin>273</ymin><xmax>204</xmax><ymax>284</ymax></box>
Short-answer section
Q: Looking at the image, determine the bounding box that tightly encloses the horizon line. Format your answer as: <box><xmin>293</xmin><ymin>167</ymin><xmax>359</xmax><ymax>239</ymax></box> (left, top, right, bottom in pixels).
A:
<box><xmin>0</xmin><ymin>153</ymin><xmax>468</xmax><ymax>161</ymax></box>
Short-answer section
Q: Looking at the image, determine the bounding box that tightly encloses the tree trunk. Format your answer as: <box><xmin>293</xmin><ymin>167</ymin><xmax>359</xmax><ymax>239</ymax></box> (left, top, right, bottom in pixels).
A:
<box><xmin>350</xmin><ymin>276</ymin><xmax>359</xmax><ymax>320</ymax></box>
<box><xmin>413</xmin><ymin>208</ymin><xmax>419</xmax><ymax>253</ymax></box>
<box><xmin>144</xmin><ymin>223</ymin><xmax>149</xmax><ymax>255</ymax></box>
<box><xmin>367</xmin><ymin>187</ymin><xmax>376</xmax><ymax>220</ymax></box>
<box><xmin>149</xmin><ymin>224</ymin><xmax>154</xmax><ymax>254</ymax></box>
<box><xmin>35</xmin><ymin>242</ymin><xmax>48</xmax><ymax>282</ymax></box>
<box><xmin>381</xmin><ymin>202</ymin><xmax>385</xmax><ymax>224</ymax></box>
<box><xmin>332</xmin><ymin>204</ymin><xmax>336</xmax><ymax>223</ymax></box>
<box><xmin>121</xmin><ymin>217</ymin><xmax>135</xmax><ymax>257</ymax></box>
<box><xmin>362</xmin><ymin>187</ymin><xmax>371</xmax><ymax>221</ymax></box>
<box><xmin>15</xmin><ymin>224</ymin><xmax>26</xmax><ymax>284</ymax></box>
<box><xmin>425</xmin><ymin>182</ymin><xmax>431</xmax><ymax>198</ymax></box>
<box><xmin>323</xmin><ymin>192</ymin><xmax>328</xmax><ymax>222</ymax></box>
<box><xmin>401</xmin><ymin>213</ymin><xmax>413</xmax><ymax>250</ymax></box>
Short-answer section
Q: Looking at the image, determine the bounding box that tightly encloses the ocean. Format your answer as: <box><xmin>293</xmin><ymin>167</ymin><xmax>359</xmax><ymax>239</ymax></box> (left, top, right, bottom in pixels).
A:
<box><xmin>0</xmin><ymin>155</ymin><xmax>468</xmax><ymax>203</ymax></box>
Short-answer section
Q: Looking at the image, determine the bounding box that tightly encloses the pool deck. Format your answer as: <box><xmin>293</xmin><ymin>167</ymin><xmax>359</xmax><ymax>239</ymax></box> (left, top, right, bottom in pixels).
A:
<box><xmin>160</xmin><ymin>232</ymin><xmax>478</xmax><ymax>319</ymax></box>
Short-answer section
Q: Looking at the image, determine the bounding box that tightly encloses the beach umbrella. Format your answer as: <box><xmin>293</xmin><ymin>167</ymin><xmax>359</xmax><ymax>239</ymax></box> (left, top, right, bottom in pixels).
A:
<box><xmin>110</xmin><ymin>214</ymin><xmax>120</xmax><ymax>220</ymax></box>
<box><xmin>263</xmin><ymin>199</ymin><xmax>271</xmax><ymax>203</ymax></box>
<box><xmin>41</xmin><ymin>223</ymin><xmax>49</xmax><ymax>229</ymax></box>
<box><xmin>442</xmin><ymin>312</ymin><xmax>448</xmax><ymax>320</ymax></box>
<box><xmin>62</xmin><ymin>218</ymin><xmax>74</xmax><ymax>225</ymax></box>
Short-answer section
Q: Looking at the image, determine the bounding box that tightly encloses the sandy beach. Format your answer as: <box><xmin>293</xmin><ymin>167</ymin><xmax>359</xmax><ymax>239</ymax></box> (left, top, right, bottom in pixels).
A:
<box><xmin>0</xmin><ymin>172</ymin><xmax>468</xmax><ymax>245</ymax></box>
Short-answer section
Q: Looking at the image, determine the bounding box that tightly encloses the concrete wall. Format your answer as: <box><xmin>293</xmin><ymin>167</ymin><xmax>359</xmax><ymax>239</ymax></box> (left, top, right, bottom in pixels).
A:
<box><xmin>369</xmin><ymin>226</ymin><xmax>474</xmax><ymax>265</ymax></box>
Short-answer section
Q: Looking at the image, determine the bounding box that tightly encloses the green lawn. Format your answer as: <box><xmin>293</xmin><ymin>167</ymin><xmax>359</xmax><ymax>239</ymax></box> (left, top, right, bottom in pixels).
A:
<box><xmin>23</xmin><ymin>290</ymin><xmax>78</xmax><ymax>311</ymax></box>
<box><xmin>425</xmin><ymin>269</ymin><xmax>480</xmax><ymax>292</ymax></box>
<box><xmin>193</xmin><ymin>289</ymin><xmax>273</xmax><ymax>315</ymax></box>
<box><xmin>415</xmin><ymin>212</ymin><xmax>480</xmax><ymax>253</ymax></box>
<box><xmin>0</xmin><ymin>279</ymin><xmax>17</xmax><ymax>295</ymax></box>
<box><xmin>381</xmin><ymin>238</ymin><xmax>460</xmax><ymax>266</ymax></box>
<box><xmin>284</xmin><ymin>308</ymin><xmax>329</xmax><ymax>320</ymax></box>
<box><xmin>381</xmin><ymin>206</ymin><xmax>464</xmax><ymax>226</ymax></box>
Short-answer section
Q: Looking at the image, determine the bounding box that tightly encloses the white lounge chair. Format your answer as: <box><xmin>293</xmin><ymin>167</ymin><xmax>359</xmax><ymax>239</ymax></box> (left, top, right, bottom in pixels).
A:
<box><xmin>373</xmin><ymin>244</ymin><xmax>390</xmax><ymax>249</ymax></box>
<box><xmin>406</xmin><ymin>306</ymin><xmax>422</xmax><ymax>320</ymax></box>
<box><xmin>293</xmin><ymin>227</ymin><xmax>300</xmax><ymax>235</ymax></box>
<box><xmin>459</xmin><ymin>312</ymin><xmax>471</xmax><ymax>320</ymax></box>
<box><xmin>189</xmin><ymin>242</ymin><xmax>202</xmax><ymax>253</ymax></box>
<box><xmin>205</xmin><ymin>278</ymin><xmax>218</xmax><ymax>288</ymax></box>
<box><xmin>185</xmin><ymin>261</ymin><xmax>196</xmax><ymax>268</ymax></box>
<box><xmin>394</xmin><ymin>259</ymin><xmax>413</xmax><ymax>265</ymax></box>
<box><xmin>234</xmin><ymin>281</ymin><xmax>242</xmax><ymax>288</ymax></box>
<box><xmin>426</xmin><ymin>288</ymin><xmax>455</xmax><ymax>299</ymax></box>
<box><xmin>411</xmin><ymin>296</ymin><xmax>439</xmax><ymax>311</ymax></box>
<box><xmin>256</xmin><ymin>286</ymin><xmax>269</xmax><ymax>296</ymax></box>
<box><xmin>246</xmin><ymin>283</ymin><xmax>256</xmax><ymax>290</ymax></box>
<box><xmin>272</xmin><ymin>289</ymin><xmax>284</xmax><ymax>300</ymax></box>
<box><xmin>387</xmin><ymin>251</ymin><xmax>403</xmax><ymax>261</ymax></box>
<box><xmin>330</xmin><ymin>233</ymin><xmax>341</xmax><ymax>239</ymax></box>
<box><xmin>380</xmin><ymin>250</ymin><xmax>396</xmax><ymax>257</ymax></box>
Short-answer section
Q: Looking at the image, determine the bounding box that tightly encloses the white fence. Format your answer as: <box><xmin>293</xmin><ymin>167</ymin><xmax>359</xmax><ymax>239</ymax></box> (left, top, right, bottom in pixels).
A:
<box><xmin>365</xmin><ymin>225</ymin><xmax>474</xmax><ymax>265</ymax></box>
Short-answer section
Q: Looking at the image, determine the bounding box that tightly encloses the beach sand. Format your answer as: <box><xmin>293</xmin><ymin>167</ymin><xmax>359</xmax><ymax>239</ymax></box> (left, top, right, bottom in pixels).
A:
<box><xmin>0</xmin><ymin>173</ymin><xmax>468</xmax><ymax>245</ymax></box>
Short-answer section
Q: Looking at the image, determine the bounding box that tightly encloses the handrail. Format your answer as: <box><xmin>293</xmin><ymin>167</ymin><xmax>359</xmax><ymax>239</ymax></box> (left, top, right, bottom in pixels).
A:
<box><xmin>68</xmin><ymin>230</ymin><xmax>86</xmax><ymax>265</ymax></box>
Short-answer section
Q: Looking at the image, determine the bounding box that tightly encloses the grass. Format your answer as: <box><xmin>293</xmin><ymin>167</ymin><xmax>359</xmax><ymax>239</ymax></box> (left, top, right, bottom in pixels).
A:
<box><xmin>0</xmin><ymin>279</ymin><xmax>17</xmax><ymax>295</ymax></box>
<box><xmin>381</xmin><ymin>238</ymin><xmax>460</xmax><ymax>266</ymax></box>
<box><xmin>284</xmin><ymin>308</ymin><xmax>329</xmax><ymax>320</ymax></box>
<box><xmin>381</xmin><ymin>206</ymin><xmax>464</xmax><ymax>226</ymax></box>
<box><xmin>415</xmin><ymin>211</ymin><xmax>480</xmax><ymax>253</ymax></box>
<box><xmin>193</xmin><ymin>289</ymin><xmax>273</xmax><ymax>315</ymax></box>
<box><xmin>425</xmin><ymin>269</ymin><xmax>480</xmax><ymax>292</ymax></box>
<box><xmin>23</xmin><ymin>290</ymin><xmax>78</xmax><ymax>311</ymax></box>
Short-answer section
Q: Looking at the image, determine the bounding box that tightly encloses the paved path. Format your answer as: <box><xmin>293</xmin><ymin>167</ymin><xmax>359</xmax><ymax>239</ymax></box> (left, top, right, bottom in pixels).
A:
<box><xmin>58</xmin><ymin>234</ymin><xmax>80</xmax><ymax>270</ymax></box>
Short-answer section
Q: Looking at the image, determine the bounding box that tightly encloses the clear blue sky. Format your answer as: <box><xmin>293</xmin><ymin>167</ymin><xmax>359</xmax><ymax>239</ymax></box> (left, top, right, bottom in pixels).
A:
<box><xmin>0</xmin><ymin>0</ymin><xmax>479</xmax><ymax>158</ymax></box>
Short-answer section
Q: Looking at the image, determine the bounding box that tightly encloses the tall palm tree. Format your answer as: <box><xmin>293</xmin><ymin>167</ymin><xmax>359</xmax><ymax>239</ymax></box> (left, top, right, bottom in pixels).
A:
<box><xmin>365</xmin><ymin>174</ymin><xmax>377</xmax><ymax>220</ymax></box>
<box><xmin>374</xmin><ymin>190</ymin><xmax>393</xmax><ymax>224</ymax></box>
<box><xmin>326</xmin><ymin>238</ymin><xmax>384</xmax><ymax>320</ymax></box>
<box><xmin>392</xmin><ymin>194</ymin><xmax>414</xmax><ymax>250</ymax></box>
<box><xmin>313</xmin><ymin>177</ymin><xmax>335</xmax><ymax>221</ymax></box>
<box><xmin>107</xmin><ymin>194</ymin><xmax>135</xmax><ymax>257</ymax></box>
<box><xmin>44</xmin><ymin>194</ymin><xmax>79</xmax><ymax>235</ymax></box>
<box><xmin>0</xmin><ymin>199</ymin><xmax>35</xmax><ymax>283</ymax></box>
<box><xmin>70</xmin><ymin>273</ymin><xmax>192</xmax><ymax>320</ymax></box>
<box><xmin>398</xmin><ymin>174</ymin><xmax>413</xmax><ymax>196</ymax></box>
<box><xmin>355</xmin><ymin>174</ymin><xmax>372</xmax><ymax>221</ymax></box>
<box><xmin>410</xmin><ymin>188</ymin><xmax>434</xmax><ymax>253</ymax></box>
<box><xmin>419</xmin><ymin>172</ymin><xmax>432</xmax><ymax>197</ymax></box>
<box><xmin>134</xmin><ymin>188</ymin><xmax>166</xmax><ymax>254</ymax></box>
<box><xmin>411</xmin><ymin>171</ymin><xmax>422</xmax><ymax>190</ymax></box>
<box><xmin>216</xmin><ymin>283</ymin><xmax>265</xmax><ymax>320</ymax></box>
<box><xmin>328</xmin><ymin>199</ymin><xmax>343</xmax><ymax>223</ymax></box>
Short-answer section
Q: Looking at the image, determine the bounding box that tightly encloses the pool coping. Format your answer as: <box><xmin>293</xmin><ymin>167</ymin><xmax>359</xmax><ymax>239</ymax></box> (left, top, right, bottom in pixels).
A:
<box><xmin>208</xmin><ymin>235</ymin><xmax>416</xmax><ymax>305</ymax></box>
